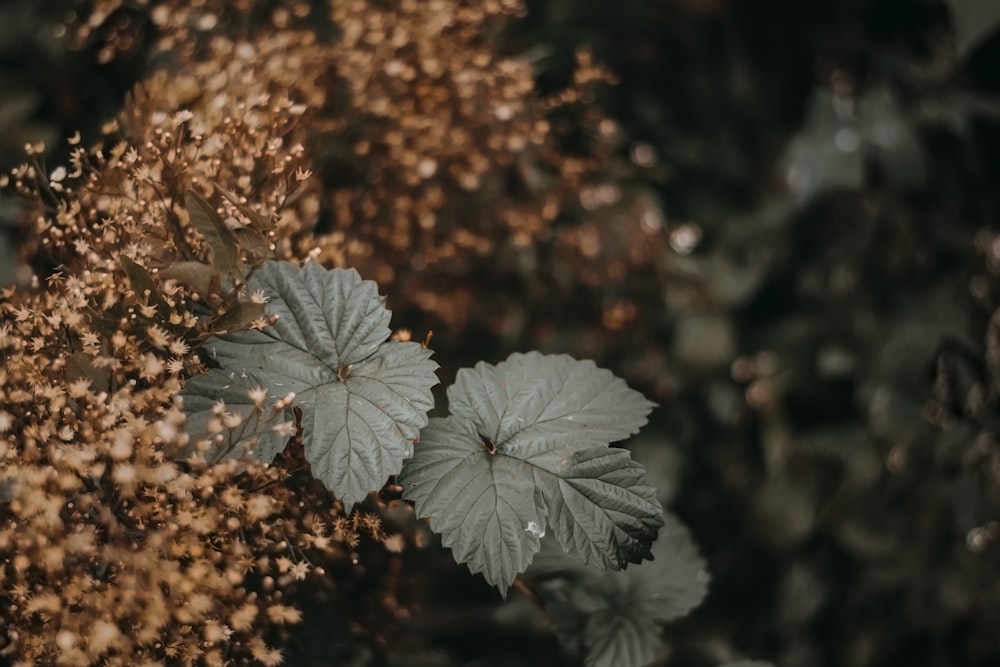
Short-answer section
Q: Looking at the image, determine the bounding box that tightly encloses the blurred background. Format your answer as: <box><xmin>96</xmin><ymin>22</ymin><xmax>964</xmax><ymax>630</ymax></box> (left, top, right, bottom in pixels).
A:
<box><xmin>3</xmin><ymin>1</ymin><xmax>1000</xmax><ymax>666</ymax></box>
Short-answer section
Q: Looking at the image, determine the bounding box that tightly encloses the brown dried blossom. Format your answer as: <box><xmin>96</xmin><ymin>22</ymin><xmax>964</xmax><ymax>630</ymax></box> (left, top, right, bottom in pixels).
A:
<box><xmin>0</xmin><ymin>0</ymin><xmax>653</xmax><ymax>663</ymax></box>
<box><xmin>311</xmin><ymin>0</ymin><xmax>623</xmax><ymax>295</ymax></box>
<box><xmin>69</xmin><ymin>0</ymin><xmax>633</xmax><ymax>333</ymax></box>
<box><xmin>4</xmin><ymin>8</ymin><xmax>373</xmax><ymax>667</ymax></box>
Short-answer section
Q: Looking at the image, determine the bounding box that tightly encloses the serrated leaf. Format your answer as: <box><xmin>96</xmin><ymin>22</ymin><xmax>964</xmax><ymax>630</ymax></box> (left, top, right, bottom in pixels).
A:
<box><xmin>213</xmin><ymin>182</ymin><xmax>275</xmax><ymax>229</ymax></box>
<box><xmin>307</xmin><ymin>341</ymin><xmax>439</xmax><ymax>503</ymax></box>
<box><xmin>628</xmin><ymin>513</ymin><xmax>710</xmax><ymax>622</ymax></box>
<box><xmin>449</xmin><ymin>352</ymin><xmax>656</xmax><ymax>459</ymax></box>
<box><xmin>185</xmin><ymin>190</ymin><xmax>239</xmax><ymax>277</ymax></box>
<box><xmin>545</xmin><ymin>447</ymin><xmax>664</xmax><ymax>569</ymax></box>
<box><xmin>121</xmin><ymin>255</ymin><xmax>171</xmax><ymax>309</ymax></box>
<box><xmin>399</xmin><ymin>416</ymin><xmax>547</xmax><ymax>592</ymax></box>
<box><xmin>212</xmin><ymin>183</ymin><xmax>277</xmax><ymax>261</ymax></box>
<box><xmin>180</xmin><ymin>366</ymin><xmax>295</xmax><ymax>462</ymax></box>
<box><xmin>400</xmin><ymin>353</ymin><xmax>660</xmax><ymax>594</ymax></box>
<box><xmin>539</xmin><ymin>574</ymin><xmax>663</xmax><ymax>667</ymax></box>
<box><xmin>530</xmin><ymin>514</ymin><xmax>709</xmax><ymax>667</ymax></box>
<box><xmin>180</xmin><ymin>261</ymin><xmax>438</xmax><ymax>507</ymax></box>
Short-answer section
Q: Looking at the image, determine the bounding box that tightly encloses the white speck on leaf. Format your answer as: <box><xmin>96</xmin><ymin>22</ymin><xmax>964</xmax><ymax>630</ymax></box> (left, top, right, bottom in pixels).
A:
<box><xmin>525</xmin><ymin>521</ymin><xmax>545</xmax><ymax>538</ymax></box>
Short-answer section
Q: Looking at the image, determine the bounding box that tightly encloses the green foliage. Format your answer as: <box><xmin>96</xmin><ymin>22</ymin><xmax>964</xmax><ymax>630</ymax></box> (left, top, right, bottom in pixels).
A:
<box><xmin>181</xmin><ymin>260</ymin><xmax>439</xmax><ymax>507</ymax></box>
<box><xmin>399</xmin><ymin>352</ymin><xmax>663</xmax><ymax>594</ymax></box>
<box><xmin>180</xmin><ymin>270</ymin><xmax>673</xmax><ymax>604</ymax></box>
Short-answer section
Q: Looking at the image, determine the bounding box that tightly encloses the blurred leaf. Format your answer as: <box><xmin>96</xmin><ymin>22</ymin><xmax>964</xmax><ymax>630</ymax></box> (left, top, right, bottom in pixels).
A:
<box><xmin>234</xmin><ymin>227</ymin><xmax>273</xmax><ymax>261</ymax></box>
<box><xmin>629</xmin><ymin>512</ymin><xmax>710</xmax><ymax>622</ymax></box>
<box><xmin>0</xmin><ymin>91</ymin><xmax>40</xmax><ymax>143</ymax></box>
<box><xmin>945</xmin><ymin>0</ymin><xmax>1000</xmax><ymax>58</ymax></box>
<box><xmin>0</xmin><ymin>476</ymin><xmax>15</xmax><ymax>504</ymax></box>
<box><xmin>120</xmin><ymin>255</ymin><xmax>156</xmax><ymax>297</ymax></box>
<box><xmin>784</xmin><ymin>86</ymin><xmax>925</xmax><ymax>205</ymax></box>
<box><xmin>212</xmin><ymin>183</ymin><xmax>276</xmax><ymax>261</ymax></box>
<box><xmin>784</xmin><ymin>91</ymin><xmax>864</xmax><ymax>203</ymax></box>
<box><xmin>120</xmin><ymin>256</ymin><xmax>168</xmax><ymax>313</ymax></box>
<box><xmin>530</xmin><ymin>513</ymin><xmax>709</xmax><ymax>667</ymax></box>
<box><xmin>859</xmin><ymin>86</ymin><xmax>927</xmax><ymax>189</ymax></box>
<box><xmin>0</xmin><ymin>234</ymin><xmax>13</xmax><ymax>285</ymax></box>
<box><xmin>185</xmin><ymin>190</ymin><xmax>240</xmax><ymax>277</ymax></box>
<box><xmin>400</xmin><ymin>353</ymin><xmax>661</xmax><ymax>595</ymax></box>
<box><xmin>158</xmin><ymin>260</ymin><xmax>217</xmax><ymax>295</ymax></box>
<box><xmin>207</xmin><ymin>300</ymin><xmax>266</xmax><ymax>334</ymax></box>
<box><xmin>65</xmin><ymin>352</ymin><xmax>111</xmax><ymax>392</ymax></box>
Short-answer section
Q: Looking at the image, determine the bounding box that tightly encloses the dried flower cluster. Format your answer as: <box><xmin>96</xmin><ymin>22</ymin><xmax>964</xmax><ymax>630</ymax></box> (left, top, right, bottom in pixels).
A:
<box><xmin>1</xmin><ymin>0</ymin><xmax>647</xmax><ymax>662</ymax></box>
<box><xmin>0</xmin><ymin>215</ymin><xmax>396</xmax><ymax>665</ymax></box>
<box><xmin>312</xmin><ymin>0</ymin><xmax>631</xmax><ymax>334</ymax></box>
<box><xmin>68</xmin><ymin>0</ymin><xmax>631</xmax><ymax>330</ymax></box>
<box><xmin>1</xmin><ymin>4</ymin><xmax>397</xmax><ymax>665</ymax></box>
<box><xmin>315</xmin><ymin>0</ymin><xmax>615</xmax><ymax>279</ymax></box>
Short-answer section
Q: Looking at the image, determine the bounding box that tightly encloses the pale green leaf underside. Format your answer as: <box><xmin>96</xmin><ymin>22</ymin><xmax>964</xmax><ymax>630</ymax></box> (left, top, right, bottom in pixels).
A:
<box><xmin>181</xmin><ymin>261</ymin><xmax>438</xmax><ymax>507</ymax></box>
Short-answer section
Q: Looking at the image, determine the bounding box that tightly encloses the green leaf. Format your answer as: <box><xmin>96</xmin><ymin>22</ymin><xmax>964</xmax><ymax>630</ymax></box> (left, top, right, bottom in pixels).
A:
<box><xmin>185</xmin><ymin>190</ymin><xmax>239</xmax><ymax>277</ymax></box>
<box><xmin>233</xmin><ymin>227</ymin><xmax>273</xmax><ymax>262</ymax></box>
<box><xmin>530</xmin><ymin>513</ymin><xmax>709</xmax><ymax>667</ymax></box>
<box><xmin>577</xmin><ymin>608</ymin><xmax>662</xmax><ymax>667</ymax></box>
<box><xmin>542</xmin><ymin>577</ymin><xmax>663</xmax><ymax>667</ymax></box>
<box><xmin>400</xmin><ymin>353</ymin><xmax>660</xmax><ymax>594</ymax></box>
<box><xmin>449</xmin><ymin>351</ymin><xmax>656</xmax><ymax>458</ymax></box>
<box><xmin>65</xmin><ymin>352</ymin><xmax>111</xmax><ymax>393</ymax></box>
<box><xmin>181</xmin><ymin>371</ymin><xmax>295</xmax><ymax>463</ymax></box>
<box><xmin>180</xmin><ymin>261</ymin><xmax>439</xmax><ymax>507</ymax></box>
<box><xmin>626</xmin><ymin>512</ymin><xmax>709</xmax><ymax>623</ymax></box>
<box><xmin>546</xmin><ymin>447</ymin><xmax>665</xmax><ymax>570</ymax></box>
<box><xmin>398</xmin><ymin>416</ymin><xmax>547</xmax><ymax>592</ymax></box>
